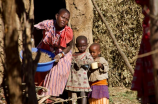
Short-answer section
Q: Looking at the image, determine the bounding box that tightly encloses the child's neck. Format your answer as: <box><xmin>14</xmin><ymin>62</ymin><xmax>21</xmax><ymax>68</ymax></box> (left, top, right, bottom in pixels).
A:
<box><xmin>94</xmin><ymin>56</ymin><xmax>99</xmax><ymax>60</ymax></box>
<box><xmin>75</xmin><ymin>51</ymin><xmax>85</xmax><ymax>54</ymax></box>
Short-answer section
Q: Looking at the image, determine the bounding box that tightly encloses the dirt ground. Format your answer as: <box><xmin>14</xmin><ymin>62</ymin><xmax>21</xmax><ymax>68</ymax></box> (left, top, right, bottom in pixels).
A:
<box><xmin>0</xmin><ymin>86</ymin><xmax>140</xmax><ymax>104</ymax></box>
<box><xmin>109</xmin><ymin>87</ymin><xmax>140</xmax><ymax>104</ymax></box>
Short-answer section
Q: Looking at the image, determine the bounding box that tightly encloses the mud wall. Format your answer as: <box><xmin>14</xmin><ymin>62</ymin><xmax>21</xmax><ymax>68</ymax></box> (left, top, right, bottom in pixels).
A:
<box><xmin>66</xmin><ymin>0</ymin><xmax>94</xmax><ymax>48</ymax></box>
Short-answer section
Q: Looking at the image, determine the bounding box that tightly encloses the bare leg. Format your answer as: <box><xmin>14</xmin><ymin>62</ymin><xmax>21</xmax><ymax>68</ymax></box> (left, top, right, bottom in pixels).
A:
<box><xmin>68</xmin><ymin>91</ymin><xmax>77</xmax><ymax>104</ymax></box>
<box><xmin>77</xmin><ymin>91</ymin><xmax>87</xmax><ymax>104</ymax></box>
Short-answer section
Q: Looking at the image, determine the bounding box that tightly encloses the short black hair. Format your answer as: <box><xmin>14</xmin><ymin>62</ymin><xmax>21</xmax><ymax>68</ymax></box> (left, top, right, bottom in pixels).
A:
<box><xmin>76</xmin><ymin>35</ymin><xmax>87</xmax><ymax>44</ymax></box>
<box><xmin>90</xmin><ymin>43</ymin><xmax>101</xmax><ymax>51</ymax></box>
<box><xmin>58</xmin><ymin>8</ymin><xmax>70</xmax><ymax>15</ymax></box>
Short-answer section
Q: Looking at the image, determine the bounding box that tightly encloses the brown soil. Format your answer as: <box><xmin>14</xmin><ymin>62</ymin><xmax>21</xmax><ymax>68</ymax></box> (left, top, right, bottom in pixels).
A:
<box><xmin>32</xmin><ymin>52</ymin><xmax>53</xmax><ymax>63</ymax></box>
<box><xmin>109</xmin><ymin>87</ymin><xmax>140</xmax><ymax>104</ymax></box>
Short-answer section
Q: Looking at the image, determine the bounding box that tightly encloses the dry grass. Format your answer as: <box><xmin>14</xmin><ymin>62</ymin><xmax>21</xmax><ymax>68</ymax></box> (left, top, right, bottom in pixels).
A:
<box><xmin>109</xmin><ymin>87</ymin><xmax>140</xmax><ymax>104</ymax></box>
<box><xmin>93</xmin><ymin>0</ymin><xmax>144</xmax><ymax>87</ymax></box>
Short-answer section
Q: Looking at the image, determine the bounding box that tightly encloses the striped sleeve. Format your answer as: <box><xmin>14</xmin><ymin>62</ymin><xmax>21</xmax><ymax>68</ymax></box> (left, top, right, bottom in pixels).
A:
<box><xmin>34</xmin><ymin>20</ymin><xmax>53</xmax><ymax>30</ymax></box>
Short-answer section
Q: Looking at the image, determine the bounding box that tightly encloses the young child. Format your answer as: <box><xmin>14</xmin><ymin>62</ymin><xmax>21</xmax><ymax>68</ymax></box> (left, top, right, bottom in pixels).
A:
<box><xmin>65</xmin><ymin>35</ymin><xmax>94</xmax><ymax>104</ymax></box>
<box><xmin>88</xmin><ymin>43</ymin><xmax>109</xmax><ymax>104</ymax></box>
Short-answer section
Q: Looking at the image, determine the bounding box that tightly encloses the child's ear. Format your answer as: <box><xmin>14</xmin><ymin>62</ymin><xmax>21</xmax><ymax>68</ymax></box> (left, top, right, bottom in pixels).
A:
<box><xmin>55</xmin><ymin>13</ymin><xmax>58</xmax><ymax>20</ymax></box>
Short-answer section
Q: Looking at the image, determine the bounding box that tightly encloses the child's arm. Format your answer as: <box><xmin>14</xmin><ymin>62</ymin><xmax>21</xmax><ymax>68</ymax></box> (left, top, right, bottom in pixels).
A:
<box><xmin>98</xmin><ymin>63</ymin><xmax>104</xmax><ymax>69</ymax></box>
<box><xmin>71</xmin><ymin>56</ymin><xmax>80</xmax><ymax>70</ymax></box>
<box><xmin>98</xmin><ymin>57</ymin><xmax>109</xmax><ymax>72</ymax></box>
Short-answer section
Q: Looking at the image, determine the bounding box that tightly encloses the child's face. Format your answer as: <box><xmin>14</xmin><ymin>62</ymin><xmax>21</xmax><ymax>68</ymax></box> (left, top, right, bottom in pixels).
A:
<box><xmin>89</xmin><ymin>45</ymin><xmax>100</xmax><ymax>59</ymax></box>
<box><xmin>76</xmin><ymin>39</ymin><xmax>88</xmax><ymax>53</ymax></box>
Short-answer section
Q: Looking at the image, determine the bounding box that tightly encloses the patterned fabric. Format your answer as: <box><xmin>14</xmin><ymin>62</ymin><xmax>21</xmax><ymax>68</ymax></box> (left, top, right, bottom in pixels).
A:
<box><xmin>131</xmin><ymin>1</ymin><xmax>156</xmax><ymax>103</ymax></box>
<box><xmin>89</xmin><ymin>97</ymin><xmax>109</xmax><ymax>104</ymax></box>
<box><xmin>65</xmin><ymin>52</ymin><xmax>94</xmax><ymax>92</ymax></box>
<box><xmin>34</xmin><ymin>20</ymin><xmax>73</xmax><ymax>48</ymax></box>
<box><xmin>34</xmin><ymin>19</ymin><xmax>73</xmax><ymax>96</ymax></box>
<box><xmin>88</xmin><ymin>85</ymin><xmax>109</xmax><ymax>99</ymax></box>
<box><xmin>43</xmin><ymin>51</ymin><xmax>72</xmax><ymax>96</ymax></box>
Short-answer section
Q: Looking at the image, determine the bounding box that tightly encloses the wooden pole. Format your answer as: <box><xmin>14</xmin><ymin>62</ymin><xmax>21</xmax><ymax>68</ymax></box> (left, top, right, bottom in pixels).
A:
<box><xmin>149</xmin><ymin>0</ymin><xmax>158</xmax><ymax>103</ymax></box>
<box><xmin>2</xmin><ymin>0</ymin><xmax>22</xmax><ymax>103</ymax></box>
<box><xmin>2</xmin><ymin>0</ymin><xmax>39</xmax><ymax>104</ymax></box>
<box><xmin>21</xmin><ymin>0</ymin><xmax>39</xmax><ymax>103</ymax></box>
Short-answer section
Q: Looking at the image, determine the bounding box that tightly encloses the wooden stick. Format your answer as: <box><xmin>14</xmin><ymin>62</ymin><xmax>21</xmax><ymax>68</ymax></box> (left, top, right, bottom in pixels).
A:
<box><xmin>2</xmin><ymin>0</ymin><xmax>23</xmax><ymax>103</ymax></box>
<box><xmin>91</xmin><ymin>0</ymin><xmax>134</xmax><ymax>75</ymax></box>
<box><xmin>38</xmin><ymin>95</ymin><xmax>51</xmax><ymax>104</ymax></box>
<box><xmin>132</xmin><ymin>49</ymin><xmax>158</xmax><ymax>61</ymax></box>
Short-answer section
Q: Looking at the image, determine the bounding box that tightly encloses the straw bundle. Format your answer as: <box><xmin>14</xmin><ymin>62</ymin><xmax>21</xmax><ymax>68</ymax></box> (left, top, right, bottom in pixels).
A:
<box><xmin>93</xmin><ymin>0</ymin><xmax>144</xmax><ymax>87</ymax></box>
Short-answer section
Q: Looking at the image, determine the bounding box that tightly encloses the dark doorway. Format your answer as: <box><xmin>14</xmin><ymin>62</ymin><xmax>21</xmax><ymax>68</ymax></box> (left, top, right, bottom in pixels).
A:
<box><xmin>33</xmin><ymin>0</ymin><xmax>66</xmax><ymax>46</ymax></box>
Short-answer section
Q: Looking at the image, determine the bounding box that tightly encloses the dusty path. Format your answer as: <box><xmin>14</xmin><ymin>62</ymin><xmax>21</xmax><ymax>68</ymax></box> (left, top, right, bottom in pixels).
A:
<box><xmin>109</xmin><ymin>87</ymin><xmax>140</xmax><ymax>104</ymax></box>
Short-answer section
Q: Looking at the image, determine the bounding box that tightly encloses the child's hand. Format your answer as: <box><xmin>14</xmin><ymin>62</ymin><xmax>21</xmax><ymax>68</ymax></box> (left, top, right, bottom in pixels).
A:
<box><xmin>74</xmin><ymin>63</ymin><xmax>79</xmax><ymax>71</ymax></box>
<box><xmin>81</xmin><ymin>64</ymin><xmax>90</xmax><ymax>70</ymax></box>
<box><xmin>98</xmin><ymin>63</ymin><xmax>103</xmax><ymax>68</ymax></box>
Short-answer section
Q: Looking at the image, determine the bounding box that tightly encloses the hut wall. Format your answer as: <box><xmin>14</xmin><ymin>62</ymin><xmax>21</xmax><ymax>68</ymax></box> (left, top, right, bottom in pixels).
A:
<box><xmin>65</xmin><ymin>0</ymin><xmax>94</xmax><ymax>49</ymax></box>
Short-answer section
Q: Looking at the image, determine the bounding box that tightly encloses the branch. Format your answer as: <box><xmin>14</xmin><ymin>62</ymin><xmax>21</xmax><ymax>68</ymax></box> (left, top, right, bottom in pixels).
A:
<box><xmin>91</xmin><ymin>0</ymin><xmax>134</xmax><ymax>75</ymax></box>
<box><xmin>132</xmin><ymin>49</ymin><xmax>158</xmax><ymax>61</ymax></box>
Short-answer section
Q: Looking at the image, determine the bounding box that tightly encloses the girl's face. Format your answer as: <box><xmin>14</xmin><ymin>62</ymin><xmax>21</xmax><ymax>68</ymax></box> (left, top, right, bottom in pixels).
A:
<box><xmin>76</xmin><ymin>39</ymin><xmax>88</xmax><ymax>53</ymax></box>
<box><xmin>56</xmin><ymin>11</ymin><xmax>70</xmax><ymax>28</ymax></box>
<box><xmin>89</xmin><ymin>45</ymin><xmax>100</xmax><ymax>59</ymax></box>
